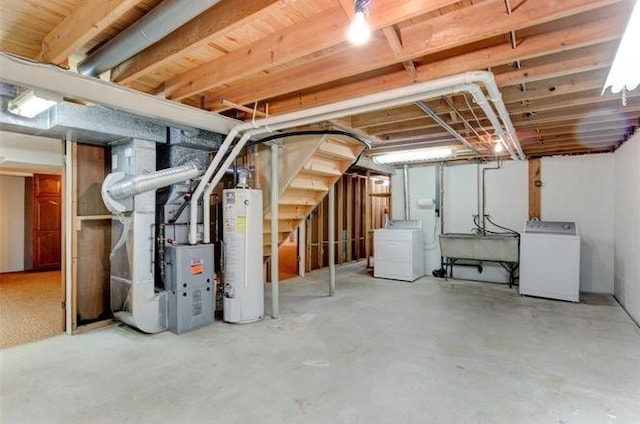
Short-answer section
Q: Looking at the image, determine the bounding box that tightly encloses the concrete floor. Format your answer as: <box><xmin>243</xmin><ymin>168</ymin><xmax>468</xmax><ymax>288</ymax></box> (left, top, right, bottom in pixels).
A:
<box><xmin>1</xmin><ymin>262</ymin><xmax>639</xmax><ymax>424</ymax></box>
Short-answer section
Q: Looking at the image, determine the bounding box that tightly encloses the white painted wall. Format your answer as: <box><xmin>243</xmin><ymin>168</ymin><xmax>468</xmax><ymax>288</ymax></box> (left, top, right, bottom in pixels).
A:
<box><xmin>391</xmin><ymin>160</ymin><xmax>527</xmax><ymax>282</ymax></box>
<box><xmin>391</xmin><ymin>155</ymin><xmax>620</xmax><ymax>293</ymax></box>
<box><xmin>614</xmin><ymin>132</ymin><xmax>640</xmax><ymax>324</ymax></box>
<box><xmin>541</xmin><ymin>154</ymin><xmax>615</xmax><ymax>293</ymax></box>
<box><xmin>0</xmin><ymin>175</ymin><xmax>25</xmax><ymax>272</ymax></box>
<box><xmin>0</xmin><ymin>131</ymin><xmax>63</xmax><ymax>172</ymax></box>
<box><xmin>0</xmin><ymin>131</ymin><xmax>63</xmax><ymax>273</ymax></box>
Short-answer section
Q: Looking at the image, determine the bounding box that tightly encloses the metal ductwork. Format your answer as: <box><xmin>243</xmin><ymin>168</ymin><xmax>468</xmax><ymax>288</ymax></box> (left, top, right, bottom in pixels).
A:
<box><xmin>77</xmin><ymin>0</ymin><xmax>221</xmax><ymax>76</ymax></box>
<box><xmin>102</xmin><ymin>162</ymin><xmax>201</xmax><ymax>214</ymax></box>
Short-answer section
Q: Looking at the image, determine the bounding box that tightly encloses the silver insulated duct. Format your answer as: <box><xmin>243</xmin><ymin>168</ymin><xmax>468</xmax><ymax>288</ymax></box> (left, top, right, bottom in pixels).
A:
<box><xmin>77</xmin><ymin>0</ymin><xmax>221</xmax><ymax>76</ymax></box>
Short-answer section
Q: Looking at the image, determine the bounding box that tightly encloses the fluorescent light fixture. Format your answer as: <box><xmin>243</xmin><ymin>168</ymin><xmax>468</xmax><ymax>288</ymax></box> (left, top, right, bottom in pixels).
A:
<box><xmin>7</xmin><ymin>89</ymin><xmax>61</xmax><ymax>118</ymax></box>
<box><xmin>372</xmin><ymin>147</ymin><xmax>455</xmax><ymax>165</ymax></box>
<box><xmin>602</xmin><ymin>0</ymin><xmax>640</xmax><ymax>105</ymax></box>
<box><xmin>348</xmin><ymin>0</ymin><xmax>371</xmax><ymax>46</ymax></box>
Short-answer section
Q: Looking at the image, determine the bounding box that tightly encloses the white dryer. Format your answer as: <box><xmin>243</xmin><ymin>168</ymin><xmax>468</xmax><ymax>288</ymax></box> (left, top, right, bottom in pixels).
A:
<box><xmin>374</xmin><ymin>219</ymin><xmax>424</xmax><ymax>282</ymax></box>
<box><xmin>519</xmin><ymin>220</ymin><xmax>580</xmax><ymax>302</ymax></box>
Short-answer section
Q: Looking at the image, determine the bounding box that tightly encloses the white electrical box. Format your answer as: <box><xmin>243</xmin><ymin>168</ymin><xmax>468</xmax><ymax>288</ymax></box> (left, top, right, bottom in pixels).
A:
<box><xmin>222</xmin><ymin>188</ymin><xmax>264</xmax><ymax>323</ymax></box>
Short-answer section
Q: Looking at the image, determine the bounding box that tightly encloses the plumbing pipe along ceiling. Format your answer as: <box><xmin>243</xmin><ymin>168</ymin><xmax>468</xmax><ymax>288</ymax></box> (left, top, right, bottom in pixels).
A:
<box><xmin>0</xmin><ymin>0</ymin><xmax>638</xmax><ymax>159</ymax></box>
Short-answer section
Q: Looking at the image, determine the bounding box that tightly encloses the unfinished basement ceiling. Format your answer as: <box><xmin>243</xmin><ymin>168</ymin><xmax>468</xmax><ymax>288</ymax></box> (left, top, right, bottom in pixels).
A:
<box><xmin>0</xmin><ymin>0</ymin><xmax>638</xmax><ymax>160</ymax></box>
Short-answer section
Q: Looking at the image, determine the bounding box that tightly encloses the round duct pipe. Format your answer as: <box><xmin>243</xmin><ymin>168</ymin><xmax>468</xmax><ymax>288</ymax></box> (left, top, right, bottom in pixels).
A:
<box><xmin>77</xmin><ymin>0</ymin><xmax>220</xmax><ymax>76</ymax></box>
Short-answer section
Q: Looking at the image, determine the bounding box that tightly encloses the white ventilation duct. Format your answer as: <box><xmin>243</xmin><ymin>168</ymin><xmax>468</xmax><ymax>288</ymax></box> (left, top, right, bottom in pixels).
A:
<box><xmin>77</xmin><ymin>0</ymin><xmax>221</xmax><ymax>76</ymax></box>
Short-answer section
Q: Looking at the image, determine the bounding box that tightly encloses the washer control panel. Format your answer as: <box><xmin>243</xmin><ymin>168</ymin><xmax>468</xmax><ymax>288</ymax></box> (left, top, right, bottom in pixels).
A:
<box><xmin>524</xmin><ymin>220</ymin><xmax>577</xmax><ymax>235</ymax></box>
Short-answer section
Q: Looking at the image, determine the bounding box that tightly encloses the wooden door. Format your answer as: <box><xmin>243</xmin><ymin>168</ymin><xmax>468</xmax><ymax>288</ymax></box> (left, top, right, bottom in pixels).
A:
<box><xmin>25</xmin><ymin>174</ymin><xmax>62</xmax><ymax>269</ymax></box>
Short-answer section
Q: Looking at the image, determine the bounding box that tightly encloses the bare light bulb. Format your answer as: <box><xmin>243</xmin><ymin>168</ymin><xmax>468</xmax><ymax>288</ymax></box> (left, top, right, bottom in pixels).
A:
<box><xmin>348</xmin><ymin>10</ymin><xmax>371</xmax><ymax>46</ymax></box>
<box><xmin>494</xmin><ymin>141</ymin><xmax>504</xmax><ymax>153</ymax></box>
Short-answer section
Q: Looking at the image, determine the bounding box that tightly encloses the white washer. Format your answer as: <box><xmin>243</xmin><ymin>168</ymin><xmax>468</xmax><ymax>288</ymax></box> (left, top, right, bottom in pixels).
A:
<box><xmin>519</xmin><ymin>220</ymin><xmax>580</xmax><ymax>302</ymax></box>
<box><xmin>374</xmin><ymin>220</ymin><xmax>424</xmax><ymax>282</ymax></box>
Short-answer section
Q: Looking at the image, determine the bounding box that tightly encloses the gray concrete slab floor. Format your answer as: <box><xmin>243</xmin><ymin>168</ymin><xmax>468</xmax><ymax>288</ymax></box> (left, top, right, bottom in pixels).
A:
<box><xmin>1</xmin><ymin>262</ymin><xmax>639</xmax><ymax>423</ymax></box>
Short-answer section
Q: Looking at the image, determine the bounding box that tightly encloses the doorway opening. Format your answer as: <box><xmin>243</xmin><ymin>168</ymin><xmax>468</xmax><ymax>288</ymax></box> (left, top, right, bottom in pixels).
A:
<box><xmin>0</xmin><ymin>171</ymin><xmax>64</xmax><ymax>348</ymax></box>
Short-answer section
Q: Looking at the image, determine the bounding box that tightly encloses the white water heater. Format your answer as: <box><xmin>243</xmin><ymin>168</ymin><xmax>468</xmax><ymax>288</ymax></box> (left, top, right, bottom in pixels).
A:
<box><xmin>222</xmin><ymin>188</ymin><xmax>264</xmax><ymax>323</ymax></box>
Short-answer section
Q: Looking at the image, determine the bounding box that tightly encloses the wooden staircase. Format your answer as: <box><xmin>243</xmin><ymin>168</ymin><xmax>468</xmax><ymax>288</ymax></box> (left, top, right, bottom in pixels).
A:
<box><xmin>258</xmin><ymin>134</ymin><xmax>365</xmax><ymax>256</ymax></box>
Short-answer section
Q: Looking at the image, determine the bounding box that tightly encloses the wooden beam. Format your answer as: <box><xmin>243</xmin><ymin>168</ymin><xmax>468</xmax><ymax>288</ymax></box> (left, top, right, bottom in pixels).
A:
<box><xmin>528</xmin><ymin>158</ymin><xmax>541</xmax><ymax>220</ymax></box>
<box><xmin>511</xmin><ymin>99</ymin><xmax>640</xmax><ymax>125</ymax></box>
<box><xmin>236</xmin><ymin>10</ymin><xmax>625</xmax><ymax>116</ymax></box>
<box><xmin>39</xmin><ymin>0</ymin><xmax>139</xmax><ymax>64</ymax></box>
<box><xmin>382</xmin><ymin>25</ymin><xmax>417</xmax><ymax>80</ymax></box>
<box><xmin>170</xmin><ymin>0</ymin><xmax>458</xmax><ymax>100</ymax></box>
<box><xmin>112</xmin><ymin>0</ymin><xmax>284</xmax><ymax>83</ymax></box>
<box><xmin>204</xmin><ymin>0</ymin><xmax>626</xmax><ymax>111</ymax></box>
<box><xmin>500</xmin><ymin>69</ymin><xmax>610</xmax><ymax>104</ymax></box>
<box><xmin>507</xmin><ymin>89</ymin><xmax>640</xmax><ymax>114</ymax></box>
<box><xmin>495</xmin><ymin>41</ymin><xmax>618</xmax><ymax>87</ymax></box>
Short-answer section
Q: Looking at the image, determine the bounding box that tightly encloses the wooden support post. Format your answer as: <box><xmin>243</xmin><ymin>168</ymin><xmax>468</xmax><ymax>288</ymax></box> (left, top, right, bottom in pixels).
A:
<box><xmin>318</xmin><ymin>198</ymin><xmax>324</xmax><ymax>268</ymax></box>
<box><xmin>336</xmin><ymin>176</ymin><xmax>344</xmax><ymax>265</ymax></box>
<box><xmin>306</xmin><ymin>215</ymin><xmax>312</xmax><ymax>273</ymax></box>
<box><xmin>365</xmin><ymin>171</ymin><xmax>372</xmax><ymax>268</ymax></box>
<box><xmin>346</xmin><ymin>175</ymin><xmax>353</xmax><ymax>262</ymax></box>
<box><xmin>355</xmin><ymin>176</ymin><xmax>362</xmax><ymax>260</ymax></box>
<box><xmin>329</xmin><ymin>184</ymin><xmax>335</xmax><ymax>296</ymax></box>
<box><xmin>528</xmin><ymin>158</ymin><xmax>542</xmax><ymax>220</ymax></box>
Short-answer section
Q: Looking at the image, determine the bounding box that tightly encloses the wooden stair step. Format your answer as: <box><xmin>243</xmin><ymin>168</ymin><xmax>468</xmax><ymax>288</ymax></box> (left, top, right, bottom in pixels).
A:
<box><xmin>289</xmin><ymin>173</ymin><xmax>331</xmax><ymax>192</ymax></box>
<box><xmin>264</xmin><ymin>204</ymin><xmax>309</xmax><ymax>220</ymax></box>
<box><xmin>316</xmin><ymin>136</ymin><xmax>358</xmax><ymax>161</ymax></box>
<box><xmin>303</xmin><ymin>157</ymin><xmax>343</xmax><ymax>176</ymax></box>
<box><xmin>278</xmin><ymin>188</ymin><xmax>324</xmax><ymax>206</ymax></box>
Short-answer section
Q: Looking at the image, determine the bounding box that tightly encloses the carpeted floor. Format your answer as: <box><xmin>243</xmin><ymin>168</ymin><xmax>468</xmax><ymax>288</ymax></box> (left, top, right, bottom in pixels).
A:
<box><xmin>0</xmin><ymin>270</ymin><xmax>63</xmax><ymax>349</ymax></box>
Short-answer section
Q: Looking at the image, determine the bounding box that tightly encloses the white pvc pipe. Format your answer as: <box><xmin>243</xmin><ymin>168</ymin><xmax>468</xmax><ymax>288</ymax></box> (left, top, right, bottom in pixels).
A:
<box><xmin>470</xmin><ymin>71</ymin><xmax>525</xmax><ymax>159</ymax></box>
<box><xmin>190</xmin><ymin>127</ymin><xmax>240</xmax><ymax>244</ymax></box>
<box><xmin>191</xmin><ymin>71</ymin><xmax>524</xmax><ymax>245</ymax></box>
<box><xmin>328</xmin><ymin>184</ymin><xmax>336</xmax><ymax>297</ymax></box>
<box><xmin>462</xmin><ymin>83</ymin><xmax>517</xmax><ymax>160</ymax></box>
<box><xmin>270</xmin><ymin>143</ymin><xmax>279</xmax><ymax>318</ymax></box>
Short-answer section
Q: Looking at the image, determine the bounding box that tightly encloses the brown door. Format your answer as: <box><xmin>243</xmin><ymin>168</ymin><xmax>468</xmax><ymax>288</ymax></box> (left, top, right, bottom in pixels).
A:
<box><xmin>25</xmin><ymin>174</ymin><xmax>62</xmax><ymax>269</ymax></box>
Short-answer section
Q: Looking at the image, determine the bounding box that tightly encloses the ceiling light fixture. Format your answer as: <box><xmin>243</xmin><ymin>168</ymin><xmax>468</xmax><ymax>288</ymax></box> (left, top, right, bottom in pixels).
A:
<box><xmin>372</xmin><ymin>147</ymin><xmax>455</xmax><ymax>165</ymax></box>
<box><xmin>7</xmin><ymin>89</ymin><xmax>61</xmax><ymax>118</ymax></box>
<box><xmin>348</xmin><ymin>0</ymin><xmax>371</xmax><ymax>46</ymax></box>
<box><xmin>602</xmin><ymin>0</ymin><xmax>640</xmax><ymax>106</ymax></box>
<box><xmin>494</xmin><ymin>141</ymin><xmax>504</xmax><ymax>153</ymax></box>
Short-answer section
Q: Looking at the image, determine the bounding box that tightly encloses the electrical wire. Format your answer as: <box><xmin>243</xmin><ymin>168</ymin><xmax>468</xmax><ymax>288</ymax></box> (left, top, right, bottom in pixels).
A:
<box><xmin>486</xmin><ymin>215</ymin><xmax>519</xmax><ymax>235</ymax></box>
<box><xmin>463</xmin><ymin>93</ymin><xmax>491</xmax><ymax>138</ymax></box>
<box><xmin>250</xmin><ymin>129</ymin><xmax>372</xmax><ymax>149</ymax></box>
<box><xmin>442</xmin><ymin>96</ymin><xmax>482</xmax><ymax>139</ymax></box>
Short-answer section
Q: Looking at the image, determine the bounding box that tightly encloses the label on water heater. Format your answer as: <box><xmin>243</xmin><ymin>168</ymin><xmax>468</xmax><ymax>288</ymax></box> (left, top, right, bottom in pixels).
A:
<box><xmin>237</xmin><ymin>216</ymin><xmax>246</xmax><ymax>232</ymax></box>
